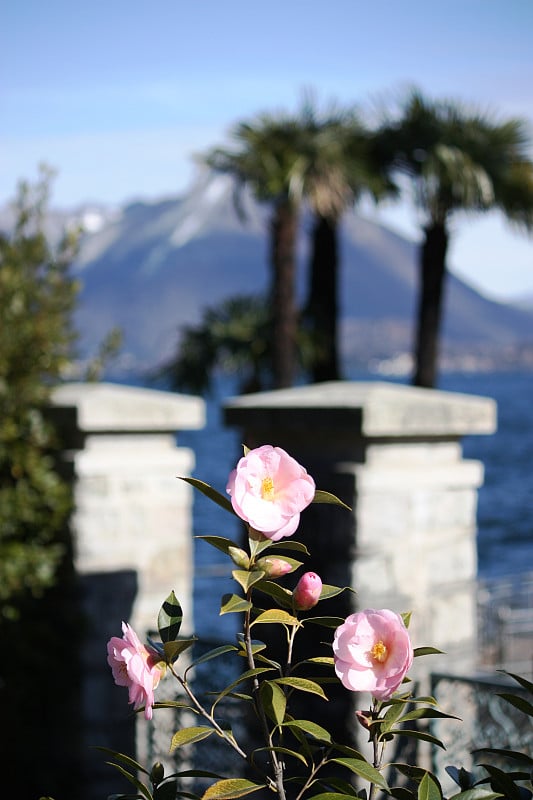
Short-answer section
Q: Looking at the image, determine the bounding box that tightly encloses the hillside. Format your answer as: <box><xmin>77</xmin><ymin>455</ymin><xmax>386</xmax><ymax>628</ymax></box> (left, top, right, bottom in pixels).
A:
<box><xmin>4</xmin><ymin>175</ymin><xmax>533</xmax><ymax>375</ymax></box>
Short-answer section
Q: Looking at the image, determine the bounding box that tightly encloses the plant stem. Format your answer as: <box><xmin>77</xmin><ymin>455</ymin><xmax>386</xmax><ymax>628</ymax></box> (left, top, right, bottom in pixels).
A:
<box><xmin>294</xmin><ymin>753</ymin><xmax>329</xmax><ymax>800</ymax></box>
<box><xmin>286</xmin><ymin>620</ymin><xmax>298</xmax><ymax>674</ymax></box>
<box><xmin>244</xmin><ymin>595</ymin><xmax>287</xmax><ymax>800</ymax></box>
<box><xmin>169</xmin><ymin>664</ymin><xmax>248</xmax><ymax>761</ymax></box>
<box><xmin>368</xmin><ymin>700</ymin><xmax>385</xmax><ymax>800</ymax></box>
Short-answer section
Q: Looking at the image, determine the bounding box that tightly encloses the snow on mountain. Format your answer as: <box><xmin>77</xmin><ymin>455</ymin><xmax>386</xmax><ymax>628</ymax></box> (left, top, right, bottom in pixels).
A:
<box><xmin>2</xmin><ymin>176</ymin><xmax>532</xmax><ymax>376</ymax></box>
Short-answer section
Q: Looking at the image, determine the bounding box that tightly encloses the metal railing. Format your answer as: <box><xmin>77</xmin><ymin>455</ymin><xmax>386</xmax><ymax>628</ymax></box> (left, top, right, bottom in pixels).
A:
<box><xmin>477</xmin><ymin>571</ymin><xmax>533</xmax><ymax>677</ymax></box>
<box><xmin>431</xmin><ymin>671</ymin><xmax>532</xmax><ymax>792</ymax></box>
<box><xmin>146</xmin><ymin>639</ymin><xmax>245</xmax><ymax>792</ymax></box>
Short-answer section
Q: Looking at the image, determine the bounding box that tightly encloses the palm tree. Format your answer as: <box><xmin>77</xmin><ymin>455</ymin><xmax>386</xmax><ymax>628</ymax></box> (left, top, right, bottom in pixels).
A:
<box><xmin>157</xmin><ymin>294</ymin><xmax>314</xmax><ymax>396</ymax></box>
<box><xmin>299</xmin><ymin>104</ymin><xmax>395</xmax><ymax>381</ymax></box>
<box><xmin>204</xmin><ymin>115</ymin><xmax>312</xmax><ymax>388</ymax></box>
<box><xmin>377</xmin><ymin>90</ymin><xmax>533</xmax><ymax>388</ymax></box>
<box><xmin>158</xmin><ymin>295</ymin><xmax>270</xmax><ymax>395</ymax></box>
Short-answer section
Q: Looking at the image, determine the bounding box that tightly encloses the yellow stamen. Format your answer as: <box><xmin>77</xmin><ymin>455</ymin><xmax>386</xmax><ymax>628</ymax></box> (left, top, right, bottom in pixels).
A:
<box><xmin>261</xmin><ymin>476</ymin><xmax>275</xmax><ymax>500</ymax></box>
<box><xmin>371</xmin><ymin>640</ymin><xmax>388</xmax><ymax>663</ymax></box>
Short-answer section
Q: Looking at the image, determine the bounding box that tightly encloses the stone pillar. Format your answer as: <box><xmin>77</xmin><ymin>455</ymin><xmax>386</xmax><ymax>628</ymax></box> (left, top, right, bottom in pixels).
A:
<box><xmin>224</xmin><ymin>380</ymin><xmax>496</xmax><ymax>687</ymax></box>
<box><xmin>50</xmin><ymin>382</ymin><xmax>205</xmax><ymax>800</ymax></box>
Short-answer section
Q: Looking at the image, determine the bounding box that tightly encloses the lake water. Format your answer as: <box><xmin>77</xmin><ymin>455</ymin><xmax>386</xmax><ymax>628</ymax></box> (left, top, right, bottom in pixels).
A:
<box><xmin>180</xmin><ymin>371</ymin><xmax>533</xmax><ymax>635</ymax></box>
<box><xmin>439</xmin><ymin>371</ymin><xmax>533</xmax><ymax>578</ymax></box>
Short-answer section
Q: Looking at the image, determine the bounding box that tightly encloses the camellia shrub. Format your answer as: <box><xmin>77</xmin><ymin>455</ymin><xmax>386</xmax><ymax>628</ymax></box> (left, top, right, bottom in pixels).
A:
<box><xmin>98</xmin><ymin>445</ymin><xmax>532</xmax><ymax>800</ymax></box>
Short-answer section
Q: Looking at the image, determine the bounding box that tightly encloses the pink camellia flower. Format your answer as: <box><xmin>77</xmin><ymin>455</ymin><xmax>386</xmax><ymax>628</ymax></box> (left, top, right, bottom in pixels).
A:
<box><xmin>107</xmin><ymin>622</ymin><xmax>164</xmax><ymax>720</ymax></box>
<box><xmin>333</xmin><ymin>609</ymin><xmax>413</xmax><ymax>701</ymax></box>
<box><xmin>293</xmin><ymin>571</ymin><xmax>323</xmax><ymax>610</ymax></box>
<box><xmin>226</xmin><ymin>445</ymin><xmax>315</xmax><ymax>541</ymax></box>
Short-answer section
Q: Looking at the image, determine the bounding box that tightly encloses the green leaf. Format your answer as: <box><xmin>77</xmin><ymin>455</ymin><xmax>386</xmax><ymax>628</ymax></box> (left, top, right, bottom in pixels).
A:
<box><xmin>254</xmin><ymin>653</ymin><xmax>283</xmax><ymax>670</ymax></box>
<box><xmin>448</xmin><ymin>791</ymin><xmax>504</xmax><ymax>800</ymax></box>
<box><xmin>154</xmin><ymin>779</ymin><xmax>178</xmax><ymax>800</ymax></box>
<box><xmin>224</xmin><ymin>691</ymin><xmax>254</xmax><ymax>702</ymax></box>
<box><xmin>270</xmin><ymin>540</ymin><xmax>310</xmax><ymax>555</ymax></box>
<box><xmin>414</xmin><ymin>646</ymin><xmax>445</xmax><ymax>657</ymax></box>
<box><xmin>304</xmin><ymin>615</ymin><xmax>347</xmax><ymax>628</ymax></box>
<box><xmin>418</xmin><ymin>772</ymin><xmax>443</xmax><ymax>800</ymax></box>
<box><xmin>384</xmin><ymin>729</ymin><xmax>446</xmax><ymax>749</ymax></box>
<box><xmin>169</xmin><ymin>726</ymin><xmax>214</xmax><ymax>752</ymax></box>
<box><xmin>181</xmin><ymin>477</ymin><xmax>235</xmax><ymax>514</ymax></box>
<box><xmin>476</xmin><ymin>765</ymin><xmax>524</xmax><ymax>800</ymax></box>
<box><xmin>220</xmin><ymin>594</ymin><xmax>252</xmax><ymax>615</ymax></box>
<box><xmin>158</xmin><ymin>592</ymin><xmax>183</xmax><ymax>642</ymax></box>
<box><xmin>185</xmin><ymin>644</ymin><xmax>239</xmax><ymax>676</ymax></box>
<box><xmin>397</xmin><ymin>708</ymin><xmax>460</xmax><ymax>724</ymax></box>
<box><xmin>163</xmin><ymin>637</ymin><xmax>197</xmax><ymax>664</ymax></box>
<box><xmin>390</xmin><ymin>763</ymin><xmax>431</xmax><ymax>782</ymax></box>
<box><xmin>202</xmin><ymin>779</ymin><xmax>266</xmax><ymax>800</ymax></box>
<box><xmin>402</xmin><ymin>611</ymin><xmax>412</xmax><ymax>629</ymax></box>
<box><xmin>444</xmin><ymin>766</ymin><xmax>475</xmax><ymax>790</ymax></box>
<box><xmin>313</xmin><ymin>490</ymin><xmax>351</xmax><ymax>510</ymax></box>
<box><xmin>236</xmin><ymin>634</ymin><xmax>267</xmax><ymax>654</ymax></box>
<box><xmin>496</xmin><ymin>692</ymin><xmax>533</xmax><ymax>716</ymax></box>
<box><xmin>317</xmin><ymin>778</ymin><xmax>360</xmax><ymax>797</ymax></box>
<box><xmin>405</xmin><ymin>695</ymin><xmax>438</xmax><ymax>705</ymax></box>
<box><xmin>232</xmin><ymin>569</ymin><xmax>266</xmax><ymax>592</ymax></box>
<box><xmin>152</xmin><ymin>701</ymin><xmax>196</xmax><ymax>711</ymax></box>
<box><xmin>299</xmin><ymin>794</ymin><xmax>359</xmax><ymax>800</ymax></box>
<box><xmin>319</xmin><ymin>584</ymin><xmax>354</xmax><ymax>601</ymax></box>
<box><xmin>473</xmin><ymin>748</ymin><xmax>533</xmax><ymax>766</ymax></box>
<box><xmin>332</xmin><ymin>758</ymin><xmax>390</xmax><ymax>792</ymax></box>
<box><xmin>174</xmin><ymin>770</ymin><xmax>224</xmax><ymax>779</ymax></box>
<box><xmin>283</xmin><ymin>718</ymin><xmax>332</xmax><ymax>742</ymax></box>
<box><xmin>378</xmin><ymin>701</ymin><xmax>407</xmax><ymax>731</ymax></box>
<box><xmin>214</xmin><ymin>667</ymin><xmax>275</xmax><ymax>704</ymax></box>
<box><xmin>196</xmin><ymin>535</ymin><xmax>242</xmax><ymax>555</ymax></box>
<box><xmin>254</xmin><ymin>580</ymin><xmax>293</xmax><ymax>609</ymax></box>
<box><xmin>94</xmin><ymin>746</ymin><xmax>149</xmax><ymax>775</ymax></box>
<box><xmin>260</xmin><ymin>680</ymin><xmax>287</xmax><ymax>726</ymax></box>
<box><xmin>248</xmin><ymin>534</ymin><xmax>273</xmax><ymax>557</ymax></box>
<box><xmin>500</xmin><ymin>671</ymin><xmax>533</xmax><ymax>694</ymax></box>
<box><xmin>306</xmin><ymin>656</ymin><xmax>335</xmax><ymax>666</ymax></box>
<box><xmin>252</xmin><ymin>609</ymin><xmax>299</xmax><ymax>626</ymax></box>
<box><xmin>274</xmin><ymin>676</ymin><xmax>327</xmax><ymax>699</ymax></box>
<box><xmin>104</xmin><ymin>762</ymin><xmax>153</xmax><ymax>800</ymax></box>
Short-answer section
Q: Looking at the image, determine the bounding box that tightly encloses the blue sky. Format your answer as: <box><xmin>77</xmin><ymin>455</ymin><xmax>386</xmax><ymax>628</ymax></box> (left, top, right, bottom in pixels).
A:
<box><xmin>1</xmin><ymin>0</ymin><xmax>532</xmax><ymax>300</ymax></box>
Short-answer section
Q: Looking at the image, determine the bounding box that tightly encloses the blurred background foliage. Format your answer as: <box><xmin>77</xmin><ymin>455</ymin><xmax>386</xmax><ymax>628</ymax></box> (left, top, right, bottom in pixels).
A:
<box><xmin>0</xmin><ymin>166</ymin><xmax>79</xmax><ymax>618</ymax></box>
<box><xmin>0</xmin><ymin>168</ymin><xmax>83</xmax><ymax>799</ymax></box>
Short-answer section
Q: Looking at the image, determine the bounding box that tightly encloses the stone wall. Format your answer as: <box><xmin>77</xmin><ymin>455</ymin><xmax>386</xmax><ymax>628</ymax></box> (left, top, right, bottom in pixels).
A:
<box><xmin>224</xmin><ymin>380</ymin><xmax>496</xmax><ymax>688</ymax></box>
<box><xmin>51</xmin><ymin>382</ymin><xmax>205</xmax><ymax>800</ymax></box>
<box><xmin>43</xmin><ymin>378</ymin><xmax>497</xmax><ymax>794</ymax></box>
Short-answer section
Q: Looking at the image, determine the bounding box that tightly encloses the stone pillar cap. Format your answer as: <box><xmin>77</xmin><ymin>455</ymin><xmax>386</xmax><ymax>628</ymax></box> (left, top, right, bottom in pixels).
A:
<box><xmin>51</xmin><ymin>382</ymin><xmax>205</xmax><ymax>433</ymax></box>
<box><xmin>224</xmin><ymin>380</ymin><xmax>496</xmax><ymax>437</ymax></box>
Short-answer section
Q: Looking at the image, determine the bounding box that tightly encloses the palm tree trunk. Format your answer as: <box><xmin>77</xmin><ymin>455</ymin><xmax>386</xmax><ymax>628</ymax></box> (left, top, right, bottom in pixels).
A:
<box><xmin>270</xmin><ymin>200</ymin><xmax>298</xmax><ymax>388</ymax></box>
<box><xmin>306</xmin><ymin>213</ymin><xmax>341</xmax><ymax>382</ymax></box>
<box><xmin>413</xmin><ymin>221</ymin><xmax>448</xmax><ymax>388</ymax></box>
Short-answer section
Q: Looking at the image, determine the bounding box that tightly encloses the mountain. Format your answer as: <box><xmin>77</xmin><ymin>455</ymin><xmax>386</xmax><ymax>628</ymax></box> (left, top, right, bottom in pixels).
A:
<box><xmin>510</xmin><ymin>292</ymin><xmax>533</xmax><ymax>311</ymax></box>
<box><xmin>72</xmin><ymin>177</ymin><xmax>270</xmax><ymax>370</ymax></box>
<box><xmin>4</xmin><ymin>175</ymin><xmax>532</xmax><ymax>375</ymax></box>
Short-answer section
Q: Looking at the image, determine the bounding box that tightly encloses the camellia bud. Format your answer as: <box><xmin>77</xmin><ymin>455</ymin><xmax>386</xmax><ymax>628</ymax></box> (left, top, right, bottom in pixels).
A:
<box><xmin>355</xmin><ymin>710</ymin><xmax>373</xmax><ymax>731</ymax></box>
<box><xmin>150</xmin><ymin>762</ymin><xmax>165</xmax><ymax>786</ymax></box>
<box><xmin>293</xmin><ymin>571</ymin><xmax>322</xmax><ymax>610</ymax></box>
<box><xmin>256</xmin><ymin>557</ymin><xmax>293</xmax><ymax>578</ymax></box>
<box><xmin>228</xmin><ymin>546</ymin><xmax>250</xmax><ymax>570</ymax></box>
